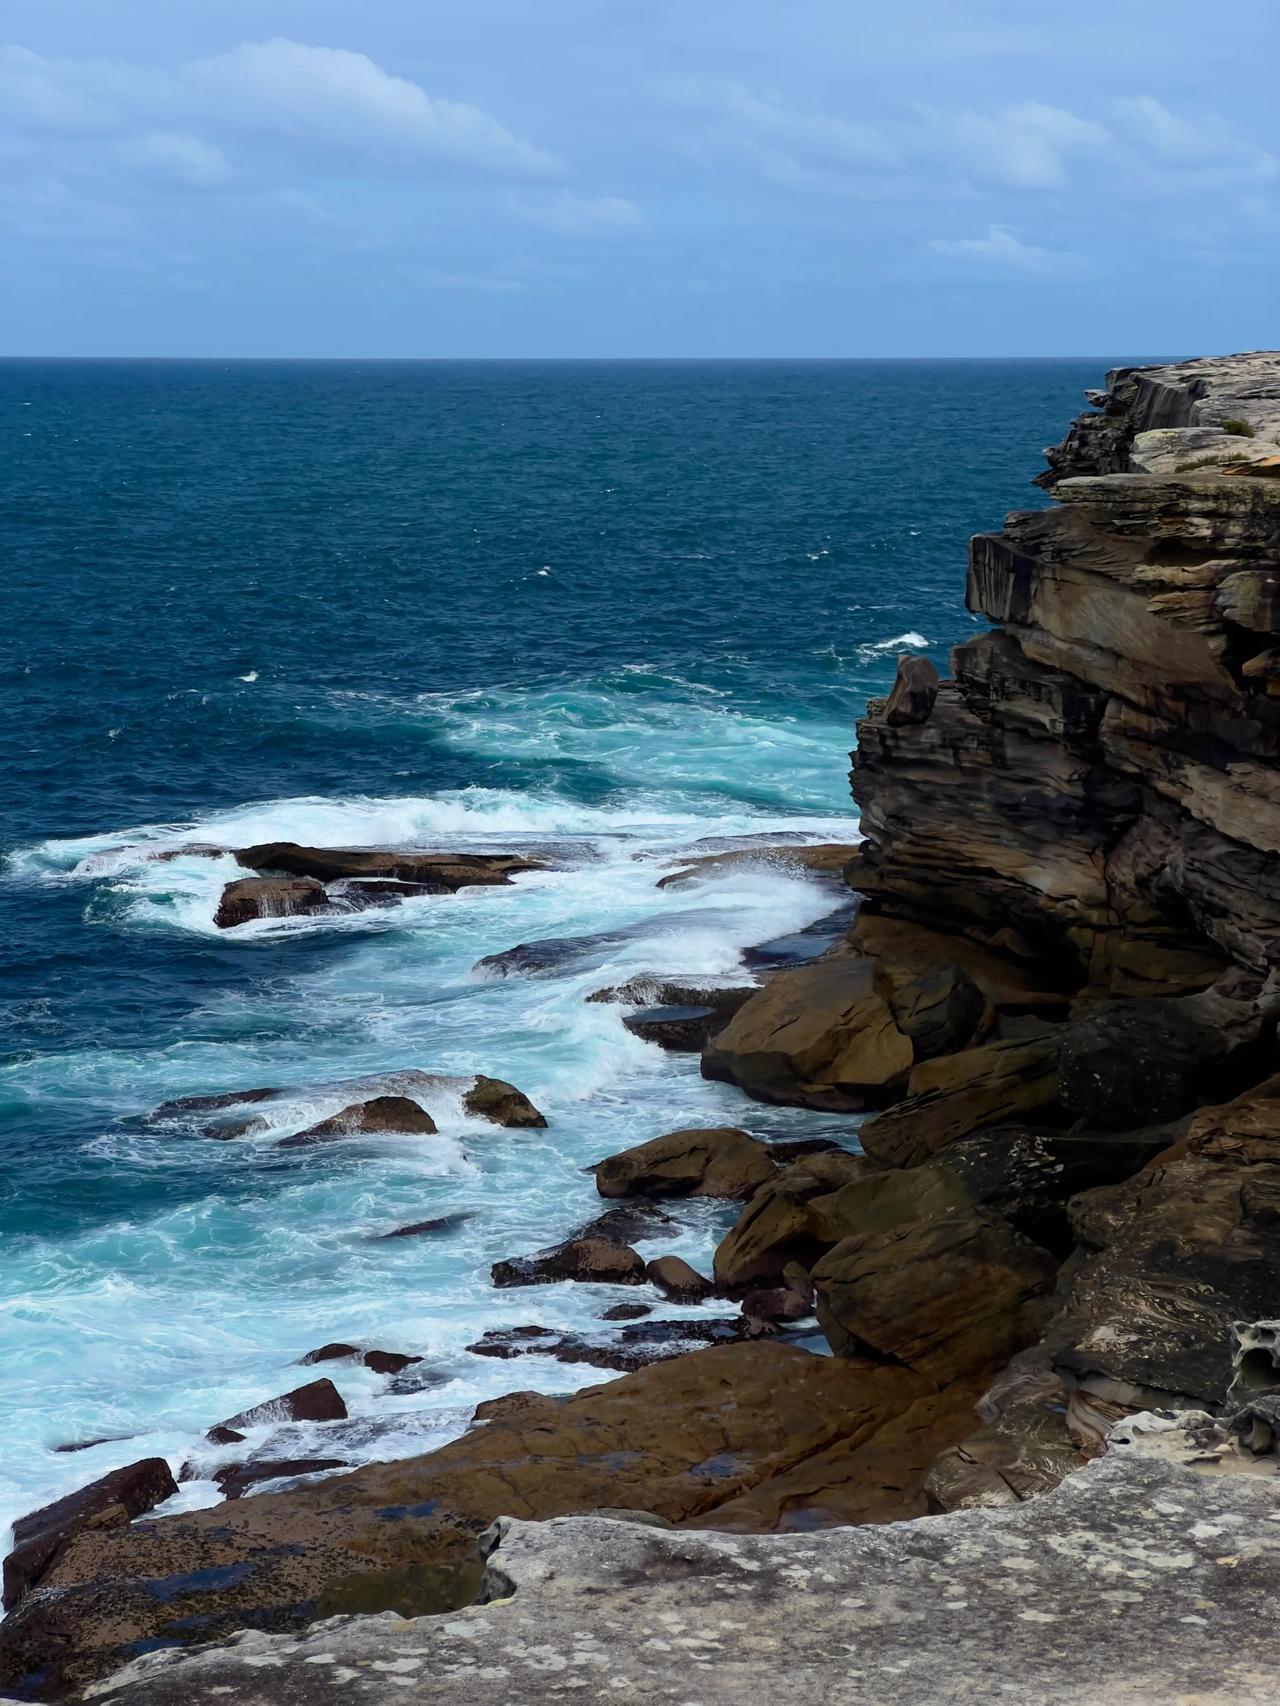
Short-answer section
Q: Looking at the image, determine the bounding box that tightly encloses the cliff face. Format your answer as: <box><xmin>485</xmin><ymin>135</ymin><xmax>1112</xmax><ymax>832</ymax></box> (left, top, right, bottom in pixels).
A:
<box><xmin>853</xmin><ymin>352</ymin><xmax>1280</xmax><ymax>995</ymax></box>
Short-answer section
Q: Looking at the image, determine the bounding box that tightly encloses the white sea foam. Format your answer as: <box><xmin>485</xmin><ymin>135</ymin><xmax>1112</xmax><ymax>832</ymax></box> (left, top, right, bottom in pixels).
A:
<box><xmin>855</xmin><ymin>630</ymin><xmax>928</xmax><ymax>656</ymax></box>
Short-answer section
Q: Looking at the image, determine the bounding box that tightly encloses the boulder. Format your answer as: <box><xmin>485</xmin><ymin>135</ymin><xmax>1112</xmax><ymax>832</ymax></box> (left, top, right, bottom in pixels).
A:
<box><xmin>2</xmin><ymin>1459</ymin><xmax>178</xmax><ymax>1611</ymax></box>
<box><xmin>645</xmin><ymin>1255</ymin><xmax>715</xmax><ymax>1303</ymax></box>
<box><xmin>856</xmin><ymin>1036</ymin><xmax>1061</xmax><ymax>1167</ymax></box>
<box><xmin>883</xmin><ymin>653</ymin><xmax>940</xmax><ymax>726</ymax></box>
<box><xmin>701</xmin><ymin>957</ymin><xmax>913</xmax><ymax>1109</ymax></box>
<box><xmin>278</xmin><ymin>1096</ymin><xmax>438</xmax><ymax>1147</ymax></box>
<box><xmin>298</xmin><ymin>1345</ymin><xmax>422</xmax><ymax>1376</ymax></box>
<box><xmin>491</xmin><ymin>1237</ymin><xmax>647</xmax><ymax>1288</ymax></box>
<box><xmin>233</xmin><ymin>843</ymin><xmax>542</xmax><ymax>888</ymax></box>
<box><xmin>600</xmin><ymin>1303</ymin><xmax>653</xmax><ymax>1322</ymax></box>
<box><xmin>592</xmin><ymin>1127</ymin><xmax>778</xmax><ymax>1201</ymax></box>
<box><xmin>622</xmin><ymin>1006</ymin><xmax>734</xmax><ymax>1051</ymax></box>
<box><xmin>206</xmin><ymin>1379</ymin><xmax>347</xmax><ymax>1441</ymax></box>
<box><xmin>812</xmin><ymin>1210</ymin><xmax>1058</xmax><ymax>1383</ymax></box>
<box><xmin>462</xmin><ymin>1075</ymin><xmax>547</xmax><ymax>1128</ymax></box>
<box><xmin>0</xmin><ymin>1343</ymin><xmax>942</xmax><ymax>1697</ymax></box>
<box><xmin>213</xmin><ymin>876</ymin><xmax>333</xmax><ymax>929</ymax></box>
<box><xmin>712</xmin><ymin>1153</ymin><xmax>877</xmax><ymax>1290</ymax></box>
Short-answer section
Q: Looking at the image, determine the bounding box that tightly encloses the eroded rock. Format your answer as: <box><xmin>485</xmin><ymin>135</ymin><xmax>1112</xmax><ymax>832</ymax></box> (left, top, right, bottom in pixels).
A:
<box><xmin>592</xmin><ymin>1126</ymin><xmax>778</xmax><ymax>1201</ymax></box>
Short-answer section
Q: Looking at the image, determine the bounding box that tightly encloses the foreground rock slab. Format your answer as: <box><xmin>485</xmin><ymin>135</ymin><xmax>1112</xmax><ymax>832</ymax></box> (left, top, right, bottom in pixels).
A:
<box><xmin>85</xmin><ymin>1448</ymin><xmax>1280</xmax><ymax>1706</ymax></box>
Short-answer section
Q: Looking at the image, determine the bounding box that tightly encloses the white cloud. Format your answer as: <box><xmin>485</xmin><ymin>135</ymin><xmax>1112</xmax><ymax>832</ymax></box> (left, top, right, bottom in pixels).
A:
<box><xmin>509</xmin><ymin>189</ymin><xmax>644</xmax><ymax>236</ymax></box>
<box><xmin>664</xmin><ymin>77</ymin><xmax>898</xmax><ymax>186</ymax></box>
<box><xmin>929</xmin><ymin>224</ymin><xmax>1088</xmax><ymax>276</ymax></box>
<box><xmin>0</xmin><ymin>40</ymin><xmax>558</xmax><ymax>180</ymax></box>
<box><xmin>1113</xmin><ymin>95</ymin><xmax>1276</xmax><ymax>182</ymax></box>
<box><xmin>919</xmin><ymin>102</ymin><xmax>1110</xmax><ymax>188</ymax></box>
<box><xmin>127</xmin><ymin>131</ymin><xmax>232</xmax><ymax>190</ymax></box>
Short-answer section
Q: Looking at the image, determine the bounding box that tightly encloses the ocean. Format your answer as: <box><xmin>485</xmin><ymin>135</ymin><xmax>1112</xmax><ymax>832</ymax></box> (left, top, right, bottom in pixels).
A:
<box><xmin>0</xmin><ymin>356</ymin><xmax>1114</xmax><ymax>1548</ymax></box>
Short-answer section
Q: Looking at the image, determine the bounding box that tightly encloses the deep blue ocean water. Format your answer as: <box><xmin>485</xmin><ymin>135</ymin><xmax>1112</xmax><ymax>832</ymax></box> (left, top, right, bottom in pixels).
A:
<box><xmin>0</xmin><ymin>357</ymin><xmax>1115</xmax><ymax>1543</ymax></box>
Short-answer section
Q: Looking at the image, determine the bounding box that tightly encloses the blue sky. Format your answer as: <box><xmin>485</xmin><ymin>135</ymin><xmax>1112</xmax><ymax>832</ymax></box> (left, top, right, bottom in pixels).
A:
<box><xmin>2</xmin><ymin>1</ymin><xmax>1276</xmax><ymax>356</ymax></box>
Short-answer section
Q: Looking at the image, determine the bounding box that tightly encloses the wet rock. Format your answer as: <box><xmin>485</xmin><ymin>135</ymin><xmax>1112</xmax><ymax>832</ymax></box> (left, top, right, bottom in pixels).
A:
<box><xmin>234</xmin><ymin>844</ymin><xmax>543</xmax><ymax>889</ymax></box>
<box><xmin>813</xmin><ymin>1210</ymin><xmax>1058</xmax><ymax>1383</ymax></box>
<box><xmin>645</xmin><ymin>1255</ymin><xmax>716</xmax><ymax>1303</ymax></box>
<box><xmin>298</xmin><ymin>1345</ymin><xmax>422</xmax><ymax>1376</ymax></box>
<box><xmin>374</xmin><ymin>1211</ymin><xmax>475</xmax><ymax>1240</ymax></box>
<box><xmin>212</xmin><ymin>875</ymin><xmax>333</xmax><ymax>930</ymax></box>
<box><xmin>2</xmin><ymin>1458</ymin><xmax>178</xmax><ymax>1610</ymax></box>
<box><xmin>278</xmin><ymin>1095</ymin><xmax>438</xmax><ymax>1147</ymax></box>
<box><xmin>0</xmin><ymin>1343</ymin><xmax>941</xmax><ymax>1697</ymax></box>
<box><xmin>569</xmin><ymin>1202</ymin><xmax>676</xmax><ymax>1244</ymax></box>
<box><xmin>212</xmin><ymin>1459</ymin><xmax>348</xmax><ymax>1501</ymax></box>
<box><xmin>702</xmin><ymin>957</ymin><xmax>913</xmax><ymax>1109</ymax></box>
<box><xmin>491</xmin><ymin>1237</ymin><xmax>647</xmax><ymax>1288</ymax></box>
<box><xmin>586</xmin><ymin>977</ymin><xmax>755</xmax><ymax>1022</ymax></box>
<box><xmin>600</xmin><ymin>1303</ymin><xmax>653</xmax><ymax>1321</ymax></box>
<box><xmin>147</xmin><ymin>1087</ymin><xmax>283</xmax><ymax>1120</ymax></box>
<box><xmin>198</xmin><ymin>1114</ymin><xmax>267</xmax><ymax>1140</ymax></box>
<box><xmin>592</xmin><ymin>1126</ymin><xmax>778</xmax><ymax>1202</ymax></box>
<box><xmin>741</xmin><ymin>901</ymin><xmax>859</xmax><ymax>972</ymax></box>
<box><xmin>462</xmin><ymin>1075</ymin><xmax>546</xmax><ymax>1128</ymax></box>
<box><xmin>655</xmin><ymin>842</ymin><xmax>861</xmax><ymax>889</ymax></box>
<box><xmin>622</xmin><ymin>1005</ymin><xmax>731</xmax><ymax>1051</ymax></box>
<box><xmin>51</xmin><ymin>1435</ymin><xmax>135</xmax><ymax>1455</ymax></box>
<box><xmin>206</xmin><ymin>1379</ymin><xmax>347</xmax><ymax>1441</ymax></box>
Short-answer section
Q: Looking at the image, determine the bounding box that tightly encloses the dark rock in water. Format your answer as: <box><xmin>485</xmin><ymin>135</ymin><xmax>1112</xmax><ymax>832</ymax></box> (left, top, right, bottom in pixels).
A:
<box><xmin>198</xmin><ymin>1114</ymin><xmax>268</xmax><ymax>1140</ymax></box>
<box><xmin>466</xmin><ymin>1326</ymin><xmax>560</xmax><ymax>1359</ymax></box>
<box><xmin>475</xmin><ymin>910</ymin><xmax>730</xmax><ymax>980</ymax></box>
<box><xmin>148</xmin><ymin>843</ymin><xmax>224</xmax><ymax>862</ymax></box>
<box><xmin>600</xmin><ymin>1303</ymin><xmax>652</xmax><ymax>1321</ymax></box>
<box><xmin>468</xmin><ymin>1316</ymin><xmax>748</xmax><ymax>1375</ymax></box>
<box><xmin>213</xmin><ymin>875</ymin><xmax>334</xmax><ymax>930</ymax></box>
<box><xmin>742</xmin><ymin>1284</ymin><xmax>814</xmax><ymax>1327</ymax></box>
<box><xmin>570</xmin><ymin>1203</ymin><xmax>676</xmax><ymax>1245</ymax></box>
<box><xmin>645</xmin><ymin>1255</ymin><xmax>716</xmax><ymax>1303</ymax></box>
<box><xmin>383</xmin><ymin>1366</ymin><xmax>453</xmax><ymax>1397</ymax></box>
<box><xmin>763</xmin><ymin>1137</ymin><xmax>842</xmax><ymax>1163</ymax></box>
<box><xmin>2</xmin><ymin>1458</ymin><xmax>178</xmax><ymax>1610</ymax></box>
<box><xmin>212</xmin><ymin>1459</ymin><xmax>348</xmax><ymax>1501</ymax></box>
<box><xmin>51</xmin><ymin>1435</ymin><xmax>135</xmax><ymax>1455</ymax></box>
<box><xmin>592</xmin><ymin>1126</ymin><xmax>778</xmax><ymax>1201</ymax></box>
<box><xmin>278</xmin><ymin>1095</ymin><xmax>438</xmax><ymax>1148</ymax></box>
<box><xmin>298</xmin><ymin>1345</ymin><xmax>422</xmax><ymax>1376</ymax></box>
<box><xmin>207</xmin><ymin>1379</ymin><xmax>347</xmax><ymax>1441</ymax></box>
<box><xmin>149</xmin><ymin>1087</ymin><xmax>283</xmax><ymax>1120</ymax></box>
<box><xmin>375</xmin><ymin>1212</ymin><xmax>475</xmax><ymax>1241</ymax></box>
<box><xmin>586</xmin><ymin>977</ymin><xmax>755</xmax><ymax>1016</ymax></box>
<box><xmin>622</xmin><ymin>1005</ymin><xmax>726</xmax><ymax>1051</ymax></box>
<box><xmin>463</xmin><ymin>1075</ymin><xmax>546</xmax><ymax>1128</ymax></box>
<box><xmin>327</xmin><ymin>877</ymin><xmax>452</xmax><ymax>905</ymax></box>
<box><xmin>491</xmin><ymin>1238</ymin><xmax>647</xmax><ymax>1288</ymax></box>
<box><xmin>205</xmin><ymin>1426</ymin><xmax>246</xmax><ymax>1447</ymax></box>
<box><xmin>234</xmin><ymin>843</ymin><xmax>542</xmax><ymax>888</ymax></box>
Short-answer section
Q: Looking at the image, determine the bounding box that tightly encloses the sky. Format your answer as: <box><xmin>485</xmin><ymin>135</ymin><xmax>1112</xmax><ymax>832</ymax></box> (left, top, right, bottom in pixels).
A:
<box><xmin>1</xmin><ymin>1</ymin><xmax>1277</xmax><ymax>357</ymax></box>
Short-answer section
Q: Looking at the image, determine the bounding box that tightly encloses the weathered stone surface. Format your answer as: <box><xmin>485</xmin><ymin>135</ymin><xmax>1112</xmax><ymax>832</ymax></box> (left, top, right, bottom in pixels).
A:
<box><xmin>212</xmin><ymin>1460</ymin><xmax>349</xmax><ymax>1502</ymax></box>
<box><xmin>490</xmin><ymin>1237</ymin><xmax>647</xmax><ymax>1288</ymax></box>
<box><xmin>622</xmin><ymin>1004</ymin><xmax>733</xmax><ymax>1051</ymax></box>
<box><xmin>592</xmin><ymin>1126</ymin><xmax>777</xmax><ymax>1200</ymax></box>
<box><xmin>278</xmin><ymin>1096</ymin><xmax>438</xmax><ymax>1147</ymax></box>
<box><xmin>655</xmin><ymin>842</ymin><xmax>860</xmax><ymax>889</ymax></box>
<box><xmin>812</xmin><ymin>1210</ymin><xmax>1057</xmax><ymax>1382</ymax></box>
<box><xmin>460</xmin><ymin>1075</ymin><xmax>546</xmax><ymax>1128</ymax></box>
<box><xmin>213</xmin><ymin>876</ymin><xmax>333</xmax><ymax>930</ymax></box>
<box><xmin>0</xmin><ymin>1344</ymin><xmax>944</xmax><ymax>1697</ymax></box>
<box><xmin>81</xmin><ymin>1444</ymin><xmax>1280</xmax><ymax>1706</ymax></box>
<box><xmin>586</xmin><ymin>977</ymin><xmax>754</xmax><ymax>1019</ymax></box>
<box><xmin>702</xmin><ymin>957</ymin><xmax>913</xmax><ymax>1109</ymax></box>
<box><xmin>856</xmin><ymin>1036</ymin><xmax>1060</xmax><ymax>1167</ymax></box>
<box><xmin>2</xmin><ymin>1459</ymin><xmax>178</xmax><ymax>1611</ymax></box>
<box><xmin>569</xmin><ymin>1201</ymin><xmax>676</xmax><ymax>1245</ymax></box>
<box><xmin>883</xmin><ymin>652</ymin><xmax>940</xmax><ymax>726</ymax></box>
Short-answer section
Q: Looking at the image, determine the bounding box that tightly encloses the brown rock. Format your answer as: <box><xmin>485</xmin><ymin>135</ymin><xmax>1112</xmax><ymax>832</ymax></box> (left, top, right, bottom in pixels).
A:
<box><xmin>0</xmin><ymin>1344</ymin><xmax>937</xmax><ymax>1696</ymax></box>
<box><xmin>213</xmin><ymin>1460</ymin><xmax>348</xmax><ymax>1501</ymax></box>
<box><xmin>702</xmin><ymin>957</ymin><xmax>913</xmax><ymax>1110</ymax></box>
<box><xmin>462</xmin><ymin>1075</ymin><xmax>547</xmax><ymax>1128</ymax></box>
<box><xmin>298</xmin><ymin>1345</ymin><xmax>422</xmax><ymax>1376</ymax></box>
<box><xmin>622</xmin><ymin>1006</ymin><xmax>736</xmax><ymax>1051</ymax></box>
<box><xmin>712</xmin><ymin>1154</ymin><xmax>877</xmax><ymax>1290</ymax></box>
<box><xmin>570</xmin><ymin>1202</ymin><xmax>676</xmax><ymax>1244</ymax></box>
<box><xmin>207</xmin><ymin>1379</ymin><xmax>347</xmax><ymax>1441</ymax></box>
<box><xmin>213</xmin><ymin>876</ymin><xmax>333</xmax><ymax>930</ymax></box>
<box><xmin>278</xmin><ymin>1096</ymin><xmax>438</xmax><ymax>1147</ymax></box>
<box><xmin>856</xmin><ymin>1036</ymin><xmax>1060</xmax><ymax>1167</ymax></box>
<box><xmin>2</xmin><ymin>1459</ymin><xmax>178</xmax><ymax>1610</ymax></box>
<box><xmin>587</xmin><ymin>978</ymin><xmax>755</xmax><ymax>1022</ymax></box>
<box><xmin>883</xmin><ymin>653</ymin><xmax>940</xmax><ymax>726</ymax></box>
<box><xmin>491</xmin><ymin>1237</ymin><xmax>647</xmax><ymax>1288</ymax></box>
<box><xmin>592</xmin><ymin>1126</ymin><xmax>778</xmax><ymax>1201</ymax></box>
<box><xmin>234</xmin><ymin>843</ymin><xmax>542</xmax><ymax>888</ymax></box>
<box><xmin>655</xmin><ymin>843</ymin><xmax>861</xmax><ymax>889</ymax></box>
<box><xmin>812</xmin><ymin>1210</ymin><xmax>1057</xmax><ymax>1384</ymax></box>
<box><xmin>645</xmin><ymin>1255</ymin><xmax>715</xmax><ymax>1303</ymax></box>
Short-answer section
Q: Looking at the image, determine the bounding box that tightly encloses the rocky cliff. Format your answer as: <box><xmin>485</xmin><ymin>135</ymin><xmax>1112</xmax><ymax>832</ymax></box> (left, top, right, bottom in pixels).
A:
<box><xmin>9</xmin><ymin>355</ymin><xmax>1280</xmax><ymax>1701</ymax></box>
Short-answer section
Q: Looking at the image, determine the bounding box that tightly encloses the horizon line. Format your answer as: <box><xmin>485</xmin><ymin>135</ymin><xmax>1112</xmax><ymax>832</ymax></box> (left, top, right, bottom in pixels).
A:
<box><xmin>0</xmin><ymin>352</ymin><xmax>1167</xmax><ymax>365</ymax></box>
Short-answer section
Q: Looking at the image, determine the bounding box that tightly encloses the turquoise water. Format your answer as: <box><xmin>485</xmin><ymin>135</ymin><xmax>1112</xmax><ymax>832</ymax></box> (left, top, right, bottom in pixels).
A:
<box><xmin>0</xmin><ymin>357</ymin><xmax>1110</xmax><ymax>1546</ymax></box>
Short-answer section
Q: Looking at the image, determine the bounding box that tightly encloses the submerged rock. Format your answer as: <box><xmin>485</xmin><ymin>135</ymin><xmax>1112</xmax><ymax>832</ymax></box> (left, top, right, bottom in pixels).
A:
<box><xmin>374</xmin><ymin>1211</ymin><xmax>475</xmax><ymax>1241</ymax></box>
<box><xmin>212</xmin><ymin>1459</ymin><xmax>348</xmax><ymax>1501</ymax></box>
<box><xmin>461</xmin><ymin>1075</ymin><xmax>546</xmax><ymax>1128</ymax></box>
<box><xmin>212</xmin><ymin>875</ymin><xmax>333</xmax><ymax>929</ymax></box>
<box><xmin>655</xmin><ymin>841</ymin><xmax>861</xmax><ymax>889</ymax></box>
<box><xmin>206</xmin><ymin>1378</ymin><xmax>347</xmax><ymax>1441</ymax></box>
<box><xmin>298</xmin><ymin>1345</ymin><xmax>422</xmax><ymax>1376</ymax></box>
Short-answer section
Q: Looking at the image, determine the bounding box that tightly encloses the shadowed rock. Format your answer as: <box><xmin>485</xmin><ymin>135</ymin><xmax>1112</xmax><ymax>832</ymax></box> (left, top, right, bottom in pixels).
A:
<box><xmin>592</xmin><ymin>1127</ymin><xmax>777</xmax><ymax>1201</ymax></box>
<box><xmin>2</xmin><ymin>1459</ymin><xmax>177</xmax><ymax>1611</ymax></box>
<box><xmin>278</xmin><ymin>1096</ymin><xmax>438</xmax><ymax>1147</ymax></box>
<box><xmin>206</xmin><ymin>1379</ymin><xmax>347</xmax><ymax>1442</ymax></box>
<box><xmin>491</xmin><ymin>1237</ymin><xmax>647</xmax><ymax>1288</ymax></box>
<box><xmin>462</xmin><ymin>1075</ymin><xmax>546</xmax><ymax>1128</ymax></box>
<box><xmin>213</xmin><ymin>876</ymin><xmax>333</xmax><ymax>930</ymax></box>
